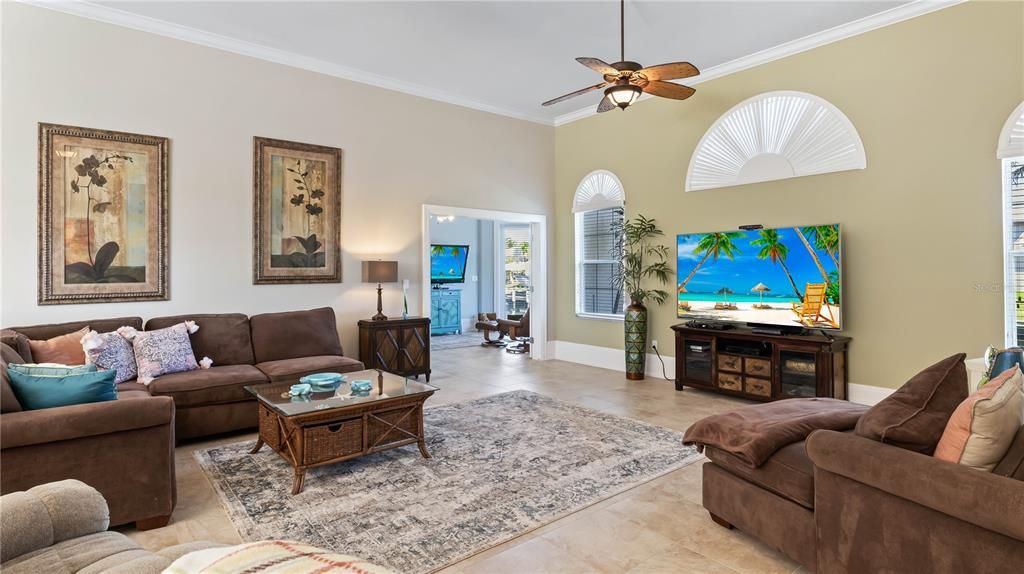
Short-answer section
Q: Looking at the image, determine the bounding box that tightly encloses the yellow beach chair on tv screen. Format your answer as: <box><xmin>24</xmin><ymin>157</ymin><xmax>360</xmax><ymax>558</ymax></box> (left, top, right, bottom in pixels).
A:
<box><xmin>792</xmin><ymin>283</ymin><xmax>838</xmax><ymax>328</ymax></box>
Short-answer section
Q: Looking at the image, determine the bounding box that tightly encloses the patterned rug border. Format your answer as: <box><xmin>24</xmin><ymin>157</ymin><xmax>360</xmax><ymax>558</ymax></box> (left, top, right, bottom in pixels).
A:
<box><xmin>194</xmin><ymin>390</ymin><xmax>704</xmax><ymax>573</ymax></box>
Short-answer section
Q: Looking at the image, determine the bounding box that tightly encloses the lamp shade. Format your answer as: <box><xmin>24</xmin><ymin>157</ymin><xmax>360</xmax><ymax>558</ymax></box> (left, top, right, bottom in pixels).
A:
<box><xmin>362</xmin><ymin>260</ymin><xmax>398</xmax><ymax>283</ymax></box>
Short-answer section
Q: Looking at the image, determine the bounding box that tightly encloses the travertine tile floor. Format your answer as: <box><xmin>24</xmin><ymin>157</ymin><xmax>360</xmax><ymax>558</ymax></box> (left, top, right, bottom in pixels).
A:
<box><xmin>123</xmin><ymin>346</ymin><xmax>802</xmax><ymax>574</ymax></box>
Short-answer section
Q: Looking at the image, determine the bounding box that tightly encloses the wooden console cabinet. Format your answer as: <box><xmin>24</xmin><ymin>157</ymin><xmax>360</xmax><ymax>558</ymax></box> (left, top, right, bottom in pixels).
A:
<box><xmin>358</xmin><ymin>317</ymin><xmax>431</xmax><ymax>381</ymax></box>
<box><xmin>671</xmin><ymin>324</ymin><xmax>850</xmax><ymax>401</ymax></box>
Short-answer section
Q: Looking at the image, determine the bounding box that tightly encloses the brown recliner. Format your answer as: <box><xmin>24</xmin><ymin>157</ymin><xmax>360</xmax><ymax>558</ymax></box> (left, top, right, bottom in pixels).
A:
<box><xmin>476</xmin><ymin>308</ymin><xmax>530</xmax><ymax>353</ymax></box>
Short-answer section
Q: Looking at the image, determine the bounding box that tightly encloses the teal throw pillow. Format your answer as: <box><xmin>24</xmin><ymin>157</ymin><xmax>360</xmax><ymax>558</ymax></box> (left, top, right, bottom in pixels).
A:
<box><xmin>7</xmin><ymin>368</ymin><xmax>117</xmax><ymax>410</ymax></box>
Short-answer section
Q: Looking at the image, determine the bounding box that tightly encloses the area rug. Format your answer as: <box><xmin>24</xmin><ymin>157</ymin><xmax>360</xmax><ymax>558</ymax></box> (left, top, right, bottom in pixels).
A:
<box><xmin>195</xmin><ymin>390</ymin><xmax>702</xmax><ymax>574</ymax></box>
<box><xmin>429</xmin><ymin>332</ymin><xmax>484</xmax><ymax>350</ymax></box>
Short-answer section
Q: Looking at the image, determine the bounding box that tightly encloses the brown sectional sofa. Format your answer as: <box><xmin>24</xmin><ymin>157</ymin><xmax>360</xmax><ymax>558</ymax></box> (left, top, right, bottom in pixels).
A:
<box><xmin>0</xmin><ymin>306</ymin><xmax>364</xmax><ymax>529</ymax></box>
<box><xmin>701</xmin><ymin>423</ymin><xmax>1024</xmax><ymax>572</ymax></box>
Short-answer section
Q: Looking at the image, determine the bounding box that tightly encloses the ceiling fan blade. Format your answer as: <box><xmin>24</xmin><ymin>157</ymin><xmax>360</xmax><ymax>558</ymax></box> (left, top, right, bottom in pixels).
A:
<box><xmin>542</xmin><ymin>82</ymin><xmax>609</xmax><ymax>107</ymax></box>
<box><xmin>637</xmin><ymin>62</ymin><xmax>699</xmax><ymax>81</ymax></box>
<box><xmin>597</xmin><ymin>94</ymin><xmax>616</xmax><ymax>113</ymax></box>
<box><xmin>576</xmin><ymin>57</ymin><xmax>619</xmax><ymax>76</ymax></box>
<box><xmin>643</xmin><ymin>80</ymin><xmax>696</xmax><ymax>100</ymax></box>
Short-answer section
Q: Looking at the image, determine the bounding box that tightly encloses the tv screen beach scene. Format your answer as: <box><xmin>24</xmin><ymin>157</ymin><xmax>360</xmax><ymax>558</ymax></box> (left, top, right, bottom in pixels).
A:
<box><xmin>430</xmin><ymin>244</ymin><xmax>469</xmax><ymax>283</ymax></box>
<box><xmin>677</xmin><ymin>224</ymin><xmax>841</xmax><ymax>329</ymax></box>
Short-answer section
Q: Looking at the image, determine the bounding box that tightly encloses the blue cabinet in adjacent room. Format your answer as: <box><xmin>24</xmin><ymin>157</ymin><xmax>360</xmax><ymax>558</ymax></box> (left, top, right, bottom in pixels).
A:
<box><xmin>431</xmin><ymin>288</ymin><xmax>462</xmax><ymax>335</ymax></box>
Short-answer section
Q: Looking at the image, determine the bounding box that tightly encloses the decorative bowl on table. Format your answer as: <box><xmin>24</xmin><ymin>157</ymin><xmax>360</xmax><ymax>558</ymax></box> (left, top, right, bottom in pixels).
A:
<box><xmin>300</xmin><ymin>372</ymin><xmax>347</xmax><ymax>391</ymax></box>
<box><xmin>349</xmin><ymin>380</ymin><xmax>373</xmax><ymax>397</ymax></box>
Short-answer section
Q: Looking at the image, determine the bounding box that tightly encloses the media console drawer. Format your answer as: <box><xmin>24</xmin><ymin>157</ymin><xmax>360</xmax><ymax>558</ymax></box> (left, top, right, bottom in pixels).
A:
<box><xmin>718</xmin><ymin>372</ymin><xmax>742</xmax><ymax>391</ymax></box>
<box><xmin>744</xmin><ymin>357</ymin><xmax>771</xmax><ymax>377</ymax></box>
<box><xmin>718</xmin><ymin>355</ymin><xmax>742</xmax><ymax>372</ymax></box>
<box><xmin>744</xmin><ymin>377</ymin><xmax>771</xmax><ymax>397</ymax></box>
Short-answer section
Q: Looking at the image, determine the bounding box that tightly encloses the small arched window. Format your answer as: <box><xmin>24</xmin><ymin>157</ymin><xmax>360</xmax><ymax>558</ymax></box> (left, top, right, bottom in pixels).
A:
<box><xmin>1000</xmin><ymin>101</ymin><xmax>1024</xmax><ymax>345</ymax></box>
<box><xmin>686</xmin><ymin>91</ymin><xmax>866</xmax><ymax>191</ymax></box>
<box><xmin>574</xmin><ymin>170</ymin><xmax>625</xmax><ymax>318</ymax></box>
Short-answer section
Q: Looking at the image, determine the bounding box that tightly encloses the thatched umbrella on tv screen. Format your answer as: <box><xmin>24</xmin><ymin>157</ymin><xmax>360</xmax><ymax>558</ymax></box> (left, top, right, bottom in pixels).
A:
<box><xmin>716</xmin><ymin>287</ymin><xmax>734</xmax><ymax>304</ymax></box>
<box><xmin>751</xmin><ymin>282</ymin><xmax>770</xmax><ymax>306</ymax></box>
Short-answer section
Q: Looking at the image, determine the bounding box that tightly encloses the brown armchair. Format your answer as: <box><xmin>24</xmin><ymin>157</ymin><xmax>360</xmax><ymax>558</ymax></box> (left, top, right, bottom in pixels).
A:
<box><xmin>475</xmin><ymin>308</ymin><xmax>531</xmax><ymax>353</ymax></box>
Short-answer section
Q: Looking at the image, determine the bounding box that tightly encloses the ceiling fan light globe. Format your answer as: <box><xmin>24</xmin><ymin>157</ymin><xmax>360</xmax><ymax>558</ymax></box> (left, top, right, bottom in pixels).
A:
<box><xmin>606</xmin><ymin>85</ymin><xmax>642</xmax><ymax>110</ymax></box>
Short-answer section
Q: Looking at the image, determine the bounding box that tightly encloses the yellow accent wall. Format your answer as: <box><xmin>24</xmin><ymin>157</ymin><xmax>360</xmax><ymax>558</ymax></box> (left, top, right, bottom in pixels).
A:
<box><xmin>554</xmin><ymin>1</ymin><xmax>1024</xmax><ymax>390</ymax></box>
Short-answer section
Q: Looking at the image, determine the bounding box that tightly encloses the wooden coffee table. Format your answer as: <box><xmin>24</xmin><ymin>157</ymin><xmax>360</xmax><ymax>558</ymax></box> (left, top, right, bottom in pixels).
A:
<box><xmin>245</xmin><ymin>369</ymin><xmax>438</xmax><ymax>494</ymax></box>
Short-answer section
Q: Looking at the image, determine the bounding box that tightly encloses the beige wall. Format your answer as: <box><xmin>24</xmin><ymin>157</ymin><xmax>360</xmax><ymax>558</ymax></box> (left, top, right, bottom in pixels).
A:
<box><xmin>554</xmin><ymin>1</ymin><xmax>1024</xmax><ymax>390</ymax></box>
<box><xmin>0</xmin><ymin>3</ymin><xmax>554</xmax><ymax>355</ymax></box>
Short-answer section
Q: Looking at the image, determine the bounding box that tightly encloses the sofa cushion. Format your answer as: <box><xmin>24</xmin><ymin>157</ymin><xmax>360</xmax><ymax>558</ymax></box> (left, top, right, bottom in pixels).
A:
<box><xmin>255</xmin><ymin>355</ymin><xmax>365</xmax><ymax>383</ymax></box>
<box><xmin>8</xmin><ymin>368</ymin><xmax>117</xmax><ymax>411</ymax></box>
<box><xmin>145</xmin><ymin>313</ymin><xmax>255</xmax><ymax>366</ymax></box>
<box><xmin>935</xmin><ymin>366</ymin><xmax>1024</xmax><ymax>472</ymax></box>
<box><xmin>249</xmin><ymin>307</ymin><xmax>342</xmax><ymax>363</ymax></box>
<box><xmin>2</xmin><ymin>343</ymin><xmax>25</xmax><ymax>413</ymax></box>
<box><xmin>6</xmin><ymin>317</ymin><xmax>143</xmax><ymax>342</ymax></box>
<box><xmin>706</xmin><ymin>441</ymin><xmax>815</xmax><ymax>509</ymax></box>
<box><xmin>1</xmin><ymin>531</ymin><xmax>142</xmax><ymax>574</ymax></box>
<box><xmin>1</xmin><ymin>330</ymin><xmax>33</xmax><ymax>363</ymax></box>
<box><xmin>27</xmin><ymin>326</ymin><xmax>89</xmax><ymax>365</ymax></box>
<box><xmin>855</xmin><ymin>353</ymin><xmax>969</xmax><ymax>454</ymax></box>
<box><xmin>148</xmin><ymin>365</ymin><xmax>268</xmax><ymax>407</ymax></box>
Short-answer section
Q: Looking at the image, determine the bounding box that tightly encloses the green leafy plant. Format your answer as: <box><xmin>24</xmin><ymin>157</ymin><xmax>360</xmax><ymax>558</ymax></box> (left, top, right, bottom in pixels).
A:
<box><xmin>610</xmin><ymin>214</ymin><xmax>672</xmax><ymax>306</ymax></box>
<box><xmin>825</xmin><ymin>271</ymin><xmax>841</xmax><ymax>305</ymax></box>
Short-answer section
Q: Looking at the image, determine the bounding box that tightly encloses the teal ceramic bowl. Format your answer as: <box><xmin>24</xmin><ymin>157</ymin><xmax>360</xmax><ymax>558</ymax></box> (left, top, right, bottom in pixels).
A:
<box><xmin>350</xmin><ymin>380</ymin><xmax>372</xmax><ymax>396</ymax></box>
<box><xmin>300</xmin><ymin>372</ymin><xmax>346</xmax><ymax>390</ymax></box>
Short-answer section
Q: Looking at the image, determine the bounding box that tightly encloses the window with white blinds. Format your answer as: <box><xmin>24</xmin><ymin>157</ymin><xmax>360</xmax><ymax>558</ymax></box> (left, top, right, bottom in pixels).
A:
<box><xmin>1005</xmin><ymin>158</ymin><xmax>1024</xmax><ymax>344</ymax></box>
<box><xmin>577</xmin><ymin>208</ymin><xmax>625</xmax><ymax>316</ymax></box>
<box><xmin>574</xmin><ymin>170</ymin><xmax>625</xmax><ymax>318</ymax></box>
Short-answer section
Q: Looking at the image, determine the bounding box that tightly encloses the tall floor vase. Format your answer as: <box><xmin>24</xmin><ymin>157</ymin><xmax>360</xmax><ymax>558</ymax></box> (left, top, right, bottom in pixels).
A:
<box><xmin>624</xmin><ymin>301</ymin><xmax>648</xmax><ymax>380</ymax></box>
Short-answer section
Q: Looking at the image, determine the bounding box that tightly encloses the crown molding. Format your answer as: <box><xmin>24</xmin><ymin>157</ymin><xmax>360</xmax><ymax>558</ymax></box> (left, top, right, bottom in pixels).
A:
<box><xmin>21</xmin><ymin>0</ymin><xmax>963</xmax><ymax>129</ymax></box>
<box><xmin>553</xmin><ymin>0</ymin><xmax>964</xmax><ymax>127</ymax></box>
<box><xmin>19</xmin><ymin>0</ymin><xmax>555</xmax><ymax>126</ymax></box>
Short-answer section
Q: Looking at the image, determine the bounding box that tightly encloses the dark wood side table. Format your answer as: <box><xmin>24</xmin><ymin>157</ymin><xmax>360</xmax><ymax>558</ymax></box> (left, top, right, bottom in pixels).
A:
<box><xmin>358</xmin><ymin>316</ymin><xmax>431</xmax><ymax>381</ymax></box>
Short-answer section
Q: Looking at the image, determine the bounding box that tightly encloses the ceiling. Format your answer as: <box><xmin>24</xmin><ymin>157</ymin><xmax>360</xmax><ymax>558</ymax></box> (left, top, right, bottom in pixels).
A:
<box><xmin>80</xmin><ymin>1</ymin><xmax>915</xmax><ymax>124</ymax></box>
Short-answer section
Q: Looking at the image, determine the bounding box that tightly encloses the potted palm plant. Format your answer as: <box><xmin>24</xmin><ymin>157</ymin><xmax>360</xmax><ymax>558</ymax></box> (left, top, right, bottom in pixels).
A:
<box><xmin>611</xmin><ymin>214</ymin><xmax>673</xmax><ymax>380</ymax></box>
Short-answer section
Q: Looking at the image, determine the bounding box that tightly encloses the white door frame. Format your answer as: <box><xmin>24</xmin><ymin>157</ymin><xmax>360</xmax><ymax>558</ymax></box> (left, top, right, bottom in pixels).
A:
<box><xmin>422</xmin><ymin>204</ymin><xmax>548</xmax><ymax>360</ymax></box>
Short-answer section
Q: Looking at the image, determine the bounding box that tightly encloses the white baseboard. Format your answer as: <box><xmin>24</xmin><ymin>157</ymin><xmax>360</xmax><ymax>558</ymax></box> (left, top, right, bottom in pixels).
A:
<box><xmin>549</xmin><ymin>340</ymin><xmax>675</xmax><ymax>379</ymax></box>
<box><xmin>847</xmin><ymin>383</ymin><xmax>892</xmax><ymax>406</ymax></box>
<box><xmin>549</xmin><ymin>339</ymin><xmax>893</xmax><ymax>405</ymax></box>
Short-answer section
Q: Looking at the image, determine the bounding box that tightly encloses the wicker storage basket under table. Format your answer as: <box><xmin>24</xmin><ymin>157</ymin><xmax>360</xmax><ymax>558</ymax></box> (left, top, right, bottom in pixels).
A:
<box><xmin>246</xmin><ymin>369</ymin><xmax>438</xmax><ymax>495</ymax></box>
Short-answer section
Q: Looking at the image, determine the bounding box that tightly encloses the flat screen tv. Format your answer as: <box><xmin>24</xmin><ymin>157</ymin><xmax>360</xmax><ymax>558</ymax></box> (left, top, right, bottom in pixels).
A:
<box><xmin>676</xmin><ymin>224</ymin><xmax>842</xmax><ymax>330</ymax></box>
<box><xmin>430</xmin><ymin>244</ymin><xmax>470</xmax><ymax>284</ymax></box>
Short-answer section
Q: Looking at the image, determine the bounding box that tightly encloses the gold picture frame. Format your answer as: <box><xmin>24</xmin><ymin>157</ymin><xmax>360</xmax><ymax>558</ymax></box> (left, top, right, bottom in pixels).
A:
<box><xmin>38</xmin><ymin>123</ymin><xmax>169</xmax><ymax>305</ymax></box>
<box><xmin>253</xmin><ymin>137</ymin><xmax>342</xmax><ymax>284</ymax></box>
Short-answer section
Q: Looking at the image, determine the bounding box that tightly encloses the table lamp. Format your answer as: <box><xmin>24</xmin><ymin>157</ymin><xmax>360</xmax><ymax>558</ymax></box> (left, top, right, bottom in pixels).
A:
<box><xmin>362</xmin><ymin>260</ymin><xmax>398</xmax><ymax>321</ymax></box>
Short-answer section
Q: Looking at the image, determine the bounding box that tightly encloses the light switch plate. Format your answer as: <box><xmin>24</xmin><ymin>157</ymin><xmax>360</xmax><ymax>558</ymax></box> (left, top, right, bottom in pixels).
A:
<box><xmin>402</xmin><ymin>279</ymin><xmax>410</xmax><ymax>289</ymax></box>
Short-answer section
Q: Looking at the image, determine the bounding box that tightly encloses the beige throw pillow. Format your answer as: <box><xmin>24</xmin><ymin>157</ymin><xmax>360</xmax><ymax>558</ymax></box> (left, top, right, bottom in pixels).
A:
<box><xmin>934</xmin><ymin>366</ymin><xmax>1024</xmax><ymax>472</ymax></box>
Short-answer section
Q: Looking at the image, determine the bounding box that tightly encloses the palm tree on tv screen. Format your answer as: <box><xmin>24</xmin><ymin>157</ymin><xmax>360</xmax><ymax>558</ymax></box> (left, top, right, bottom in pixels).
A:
<box><xmin>751</xmin><ymin>229</ymin><xmax>803</xmax><ymax>300</ymax></box>
<box><xmin>801</xmin><ymin>225</ymin><xmax>840</xmax><ymax>270</ymax></box>
<box><xmin>678</xmin><ymin>232</ymin><xmax>743</xmax><ymax>293</ymax></box>
<box><xmin>794</xmin><ymin>227</ymin><xmax>832</xmax><ymax>286</ymax></box>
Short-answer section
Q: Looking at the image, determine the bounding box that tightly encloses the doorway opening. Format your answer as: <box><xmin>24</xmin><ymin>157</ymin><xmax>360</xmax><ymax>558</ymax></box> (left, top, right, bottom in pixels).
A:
<box><xmin>421</xmin><ymin>205</ymin><xmax>547</xmax><ymax>362</ymax></box>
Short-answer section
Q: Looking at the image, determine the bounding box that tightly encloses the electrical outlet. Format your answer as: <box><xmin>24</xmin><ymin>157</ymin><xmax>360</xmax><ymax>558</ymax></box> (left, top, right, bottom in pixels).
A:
<box><xmin>651</xmin><ymin>340</ymin><xmax>658</xmax><ymax>350</ymax></box>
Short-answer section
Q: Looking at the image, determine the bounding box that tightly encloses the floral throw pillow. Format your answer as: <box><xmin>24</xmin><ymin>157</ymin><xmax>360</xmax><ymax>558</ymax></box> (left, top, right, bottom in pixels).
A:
<box><xmin>121</xmin><ymin>321</ymin><xmax>211</xmax><ymax>385</ymax></box>
<box><xmin>81</xmin><ymin>329</ymin><xmax>137</xmax><ymax>385</ymax></box>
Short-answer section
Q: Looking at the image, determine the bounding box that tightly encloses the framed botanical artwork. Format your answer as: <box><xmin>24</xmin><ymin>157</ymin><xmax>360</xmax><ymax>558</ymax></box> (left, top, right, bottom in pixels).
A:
<box><xmin>253</xmin><ymin>137</ymin><xmax>342</xmax><ymax>284</ymax></box>
<box><xmin>38</xmin><ymin>123</ymin><xmax>169</xmax><ymax>305</ymax></box>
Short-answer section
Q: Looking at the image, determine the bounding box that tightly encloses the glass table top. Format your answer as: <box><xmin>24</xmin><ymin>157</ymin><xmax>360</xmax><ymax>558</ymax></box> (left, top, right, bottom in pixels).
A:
<box><xmin>245</xmin><ymin>369</ymin><xmax>438</xmax><ymax>417</ymax></box>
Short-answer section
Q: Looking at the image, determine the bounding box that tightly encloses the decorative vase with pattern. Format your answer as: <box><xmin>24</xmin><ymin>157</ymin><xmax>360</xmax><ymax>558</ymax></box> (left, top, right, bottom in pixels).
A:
<box><xmin>624</xmin><ymin>301</ymin><xmax>648</xmax><ymax>380</ymax></box>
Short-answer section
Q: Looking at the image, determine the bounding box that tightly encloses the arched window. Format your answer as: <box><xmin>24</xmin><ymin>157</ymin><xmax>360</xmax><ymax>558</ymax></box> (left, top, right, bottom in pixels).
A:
<box><xmin>1000</xmin><ymin>101</ymin><xmax>1024</xmax><ymax>345</ymax></box>
<box><xmin>686</xmin><ymin>91</ymin><xmax>866</xmax><ymax>191</ymax></box>
<box><xmin>574</xmin><ymin>170</ymin><xmax>625</xmax><ymax>318</ymax></box>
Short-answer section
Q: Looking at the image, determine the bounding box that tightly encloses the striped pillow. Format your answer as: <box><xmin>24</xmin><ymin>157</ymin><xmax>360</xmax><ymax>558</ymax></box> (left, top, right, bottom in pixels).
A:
<box><xmin>934</xmin><ymin>366</ymin><xmax>1024</xmax><ymax>471</ymax></box>
<box><xmin>164</xmin><ymin>540</ymin><xmax>394</xmax><ymax>574</ymax></box>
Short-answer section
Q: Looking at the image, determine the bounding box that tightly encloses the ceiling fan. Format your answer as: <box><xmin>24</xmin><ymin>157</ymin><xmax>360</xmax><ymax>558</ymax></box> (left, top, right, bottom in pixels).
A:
<box><xmin>541</xmin><ymin>0</ymin><xmax>700</xmax><ymax>113</ymax></box>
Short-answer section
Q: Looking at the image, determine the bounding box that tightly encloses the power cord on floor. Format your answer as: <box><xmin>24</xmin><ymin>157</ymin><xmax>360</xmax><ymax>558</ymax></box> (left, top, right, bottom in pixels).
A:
<box><xmin>651</xmin><ymin>343</ymin><xmax>672</xmax><ymax>381</ymax></box>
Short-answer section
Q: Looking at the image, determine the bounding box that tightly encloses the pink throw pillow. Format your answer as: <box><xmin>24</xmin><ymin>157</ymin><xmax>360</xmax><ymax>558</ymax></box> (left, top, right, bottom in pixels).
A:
<box><xmin>934</xmin><ymin>366</ymin><xmax>1024</xmax><ymax>471</ymax></box>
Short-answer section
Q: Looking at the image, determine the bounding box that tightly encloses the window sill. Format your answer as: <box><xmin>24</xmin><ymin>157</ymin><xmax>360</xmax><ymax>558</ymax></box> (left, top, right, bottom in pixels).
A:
<box><xmin>576</xmin><ymin>313</ymin><xmax>624</xmax><ymax>322</ymax></box>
